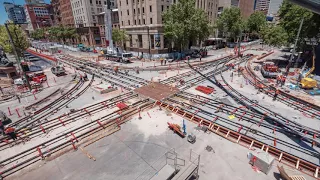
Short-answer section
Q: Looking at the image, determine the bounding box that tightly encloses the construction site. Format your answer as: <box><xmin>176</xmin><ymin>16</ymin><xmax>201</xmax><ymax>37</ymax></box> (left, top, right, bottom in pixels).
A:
<box><xmin>0</xmin><ymin>40</ymin><xmax>319</xmax><ymax>180</ymax></box>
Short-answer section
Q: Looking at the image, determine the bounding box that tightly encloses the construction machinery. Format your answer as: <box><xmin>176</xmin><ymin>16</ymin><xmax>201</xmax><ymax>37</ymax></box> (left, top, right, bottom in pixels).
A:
<box><xmin>299</xmin><ymin>54</ymin><xmax>318</xmax><ymax>89</ymax></box>
<box><xmin>261</xmin><ymin>62</ymin><xmax>280</xmax><ymax>78</ymax></box>
<box><xmin>167</xmin><ymin>122</ymin><xmax>185</xmax><ymax>138</ymax></box>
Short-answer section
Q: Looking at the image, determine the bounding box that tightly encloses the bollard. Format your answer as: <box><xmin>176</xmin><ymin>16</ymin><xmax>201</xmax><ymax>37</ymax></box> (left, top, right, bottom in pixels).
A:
<box><xmin>15</xmin><ymin>108</ymin><xmax>21</xmax><ymax>118</ymax></box>
<box><xmin>147</xmin><ymin>112</ymin><xmax>151</xmax><ymax>118</ymax></box>
<box><xmin>7</xmin><ymin>107</ymin><xmax>12</xmax><ymax>116</ymax></box>
<box><xmin>33</xmin><ymin>93</ymin><xmax>37</xmax><ymax>100</ymax></box>
<box><xmin>40</xmin><ymin>125</ymin><xmax>46</xmax><ymax>133</ymax></box>
<box><xmin>138</xmin><ymin>109</ymin><xmax>142</xmax><ymax>119</ymax></box>
<box><xmin>273</xmin><ymin>127</ymin><xmax>276</xmax><ymax>134</ymax></box>
<box><xmin>274</xmin><ymin>138</ymin><xmax>277</xmax><ymax>147</ymax></box>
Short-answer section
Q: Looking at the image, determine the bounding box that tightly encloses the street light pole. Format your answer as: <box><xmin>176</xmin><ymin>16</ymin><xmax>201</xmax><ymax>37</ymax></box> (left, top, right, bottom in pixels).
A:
<box><xmin>4</xmin><ymin>23</ymin><xmax>31</xmax><ymax>91</ymax></box>
<box><xmin>146</xmin><ymin>26</ymin><xmax>151</xmax><ymax>59</ymax></box>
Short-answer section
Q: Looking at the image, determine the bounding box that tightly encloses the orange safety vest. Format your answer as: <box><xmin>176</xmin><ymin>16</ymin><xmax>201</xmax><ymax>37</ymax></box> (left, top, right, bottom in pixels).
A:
<box><xmin>276</xmin><ymin>90</ymin><xmax>280</xmax><ymax>95</ymax></box>
<box><xmin>5</xmin><ymin>127</ymin><xmax>15</xmax><ymax>134</ymax></box>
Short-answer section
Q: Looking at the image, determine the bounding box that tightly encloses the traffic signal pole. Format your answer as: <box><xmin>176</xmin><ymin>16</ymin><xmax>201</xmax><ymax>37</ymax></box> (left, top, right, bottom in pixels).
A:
<box><xmin>5</xmin><ymin>23</ymin><xmax>31</xmax><ymax>91</ymax></box>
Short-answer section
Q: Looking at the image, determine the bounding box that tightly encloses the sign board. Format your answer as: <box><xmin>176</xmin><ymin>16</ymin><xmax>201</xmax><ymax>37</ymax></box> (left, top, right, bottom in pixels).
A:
<box><xmin>155</xmin><ymin>34</ymin><xmax>161</xmax><ymax>49</ymax></box>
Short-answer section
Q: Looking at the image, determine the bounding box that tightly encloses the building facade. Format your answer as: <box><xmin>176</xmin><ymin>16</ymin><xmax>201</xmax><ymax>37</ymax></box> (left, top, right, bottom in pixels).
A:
<box><xmin>267</xmin><ymin>0</ymin><xmax>283</xmax><ymax>16</ymax></box>
<box><xmin>239</xmin><ymin>0</ymin><xmax>255</xmax><ymax>18</ymax></box>
<box><xmin>24</xmin><ymin>4</ymin><xmax>53</xmax><ymax>31</ymax></box>
<box><xmin>50</xmin><ymin>0</ymin><xmax>61</xmax><ymax>26</ymax></box>
<box><xmin>60</xmin><ymin>0</ymin><xmax>75</xmax><ymax>26</ymax></box>
<box><xmin>255</xmin><ymin>0</ymin><xmax>270</xmax><ymax>14</ymax></box>
<box><xmin>3</xmin><ymin>2</ymin><xmax>26</xmax><ymax>24</ymax></box>
<box><xmin>97</xmin><ymin>9</ymin><xmax>120</xmax><ymax>47</ymax></box>
<box><xmin>118</xmin><ymin>0</ymin><xmax>218</xmax><ymax>55</ymax></box>
<box><xmin>70</xmin><ymin>0</ymin><xmax>117</xmax><ymax>46</ymax></box>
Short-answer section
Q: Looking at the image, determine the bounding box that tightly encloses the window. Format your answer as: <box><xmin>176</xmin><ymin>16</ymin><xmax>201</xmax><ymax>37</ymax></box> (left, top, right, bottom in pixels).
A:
<box><xmin>126</xmin><ymin>0</ymin><xmax>128</xmax><ymax>4</ymax></box>
<box><xmin>128</xmin><ymin>20</ymin><xmax>130</xmax><ymax>25</ymax></box>
<box><xmin>138</xmin><ymin>35</ymin><xmax>142</xmax><ymax>48</ymax></box>
<box><xmin>167</xmin><ymin>6</ymin><xmax>169</xmax><ymax>9</ymax></box>
<box><xmin>138</xmin><ymin>8</ymin><xmax>140</xmax><ymax>14</ymax></box>
<box><xmin>143</xmin><ymin>19</ymin><xmax>145</xmax><ymax>24</ymax></box>
<box><xmin>142</xmin><ymin>7</ymin><xmax>144</xmax><ymax>13</ymax></box>
<box><xmin>127</xmin><ymin>10</ymin><xmax>129</xmax><ymax>15</ymax></box>
<box><xmin>139</xmin><ymin>19</ymin><xmax>140</xmax><ymax>24</ymax></box>
<box><xmin>119</xmin><ymin>1</ymin><xmax>121</xmax><ymax>6</ymax></box>
<box><xmin>149</xmin><ymin>5</ymin><xmax>152</xmax><ymax>12</ymax></box>
<box><xmin>122</xmin><ymin>21</ymin><xmax>123</xmax><ymax>25</ymax></box>
<box><xmin>133</xmin><ymin>0</ymin><xmax>134</xmax><ymax>3</ymax></box>
<box><xmin>104</xmin><ymin>1</ymin><xmax>106</xmax><ymax>5</ymax></box>
<box><xmin>96</xmin><ymin>1</ymin><xmax>98</xmax><ymax>4</ymax></box>
<box><xmin>150</xmin><ymin>18</ymin><xmax>152</xmax><ymax>24</ymax></box>
<box><xmin>134</xmin><ymin>20</ymin><xmax>136</xmax><ymax>25</ymax></box>
<box><xmin>121</xmin><ymin>11</ymin><xmax>122</xmax><ymax>16</ymax></box>
<box><xmin>161</xmin><ymin>5</ymin><xmax>164</xmax><ymax>12</ymax></box>
<box><xmin>150</xmin><ymin>35</ymin><xmax>154</xmax><ymax>48</ymax></box>
<box><xmin>134</xmin><ymin>9</ymin><xmax>136</xmax><ymax>14</ymax></box>
<box><xmin>99</xmin><ymin>1</ymin><xmax>101</xmax><ymax>4</ymax></box>
<box><xmin>92</xmin><ymin>15</ymin><xmax>95</xmax><ymax>20</ymax></box>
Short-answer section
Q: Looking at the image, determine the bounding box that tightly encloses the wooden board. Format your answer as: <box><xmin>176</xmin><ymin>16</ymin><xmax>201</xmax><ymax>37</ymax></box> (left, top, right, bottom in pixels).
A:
<box><xmin>134</xmin><ymin>82</ymin><xmax>180</xmax><ymax>101</ymax></box>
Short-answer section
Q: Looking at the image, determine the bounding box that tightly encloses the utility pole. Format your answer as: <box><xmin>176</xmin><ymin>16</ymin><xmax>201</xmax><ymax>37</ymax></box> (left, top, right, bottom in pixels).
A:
<box><xmin>5</xmin><ymin>23</ymin><xmax>31</xmax><ymax>91</ymax></box>
<box><xmin>286</xmin><ymin>18</ymin><xmax>304</xmax><ymax>75</ymax></box>
<box><xmin>104</xmin><ymin>0</ymin><xmax>113</xmax><ymax>52</ymax></box>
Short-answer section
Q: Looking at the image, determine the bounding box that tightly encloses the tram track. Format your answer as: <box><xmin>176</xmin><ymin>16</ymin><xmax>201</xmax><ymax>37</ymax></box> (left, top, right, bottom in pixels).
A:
<box><xmin>0</xmin><ymin>98</ymin><xmax>153</xmax><ymax>179</ymax></box>
<box><xmin>243</xmin><ymin>59</ymin><xmax>320</xmax><ymax>120</ymax></box>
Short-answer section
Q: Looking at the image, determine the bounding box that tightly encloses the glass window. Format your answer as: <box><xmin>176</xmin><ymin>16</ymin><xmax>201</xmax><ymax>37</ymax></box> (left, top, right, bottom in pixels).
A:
<box><xmin>150</xmin><ymin>18</ymin><xmax>152</xmax><ymax>24</ymax></box>
<box><xmin>142</xmin><ymin>7</ymin><xmax>144</xmax><ymax>13</ymax></box>
<box><xmin>128</xmin><ymin>20</ymin><xmax>130</xmax><ymax>25</ymax></box>
<box><xmin>161</xmin><ymin>5</ymin><xmax>164</xmax><ymax>12</ymax></box>
<box><xmin>143</xmin><ymin>19</ymin><xmax>145</xmax><ymax>24</ymax></box>
<box><xmin>149</xmin><ymin>5</ymin><xmax>152</xmax><ymax>12</ymax></box>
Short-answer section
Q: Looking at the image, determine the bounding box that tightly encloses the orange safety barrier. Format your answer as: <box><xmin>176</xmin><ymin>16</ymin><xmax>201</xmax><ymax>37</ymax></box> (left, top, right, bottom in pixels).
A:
<box><xmin>195</xmin><ymin>86</ymin><xmax>215</xmax><ymax>94</ymax></box>
<box><xmin>116</xmin><ymin>102</ymin><xmax>128</xmax><ymax>110</ymax></box>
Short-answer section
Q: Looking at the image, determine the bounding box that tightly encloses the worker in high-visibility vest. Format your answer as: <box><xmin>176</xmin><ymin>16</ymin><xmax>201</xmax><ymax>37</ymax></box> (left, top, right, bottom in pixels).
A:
<box><xmin>276</xmin><ymin>75</ymin><xmax>282</xmax><ymax>86</ymax></box>
<box><xmin>273</xmin><ymin>89</ymin><xmax>280</xmax><ymax>101</ymax></box>
<box><xmin>280</xmin><ymin>76</ymin><xmax>286</xmax><ymax>87</ymax></box>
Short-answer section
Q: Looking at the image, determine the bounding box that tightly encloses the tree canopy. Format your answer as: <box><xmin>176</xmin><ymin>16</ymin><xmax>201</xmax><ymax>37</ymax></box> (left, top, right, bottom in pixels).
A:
<box><xmin>279</xmin><ymin>0</ymin><xmax>320</xmax><ymax>50</ymax></box>
<box><xmin>112</xmin><ymin>29</ymin><xmax>128</xmax><ymax>47</ymax></box>
<box><xmin>261</xmin><ymin>25</ymin><xmax>288</xmax><ymax>47</ymax></box>
<box><xmin>30</xmin><ymin>26</ymin><xmax>78</xmax><ymax>44</ymax></box>
<box><xmin>0</xmin><ymin>24</ymin><xmax>29</xmax><ymax>57</ymax></box>
<box><xmin>247</xmin><ymin>11</ymin><xmax>267</xmax><ymax>35</ymax></box>
<box><xmin>216</xmin><ymin>7</ymin><xmax>243</xmax><ymax>41</ymax></box>
<box><xmin>162</xmin><ymin>0</ymin><xmax>210</xmax><ymax>51</ymax></box>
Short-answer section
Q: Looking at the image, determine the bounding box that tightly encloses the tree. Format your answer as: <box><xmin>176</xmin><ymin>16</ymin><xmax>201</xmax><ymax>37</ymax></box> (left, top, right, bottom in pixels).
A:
<box><xmin>112</xmin><ymin>29</ymin><xmax>128</xmax><ymax>47</ymax></box>
<box><xmin>30</xmin><ymin>29</ymin><xmax>46</xmax><ymax>40</ymax></box>
<box><xmin>0</xmin><ymin>24</ymin><xmax>29</xmax><ymax>57</ymax></box>
<box><xmin>247</xmin><ymin>11</ymin><xmax>267</xmax><ymax>38</ymax></box>
<box><xmin>162</xmin><ymin>0</ymin><xmax>210</xmax><ymax>51</ymax></box>
<box><xmin>279</xmin><ymin>0</ymin><xmax>320</xmax><ymax>50</ymax></box>
<box><xmin>216</xmin><ymin>7</ymin><xmax>243</xmax><ymax>42</ymax></box>
<box><xmin>47</xmin><ymin>26</ymin><xmax>77</xmax><ymax>44</ymax></box>
<box><xmin>261</xmin><ymin>25</ymin><xmax>288</xmax><ymax>47</ymax></box>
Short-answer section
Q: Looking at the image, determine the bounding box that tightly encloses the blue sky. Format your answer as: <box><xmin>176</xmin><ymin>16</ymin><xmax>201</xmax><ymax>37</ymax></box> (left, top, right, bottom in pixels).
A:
<box><xmin>0</xmin><ymin>0</ymin><xmax>50</xmax><ymax>24</ymax></box>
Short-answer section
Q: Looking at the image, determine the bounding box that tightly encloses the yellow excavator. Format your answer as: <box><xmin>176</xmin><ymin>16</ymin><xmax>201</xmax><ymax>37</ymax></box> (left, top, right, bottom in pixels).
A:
<box><xmin>299</xmin><ymin>49</ymin><xmax>318</xmax><ymax>89</ymax></box>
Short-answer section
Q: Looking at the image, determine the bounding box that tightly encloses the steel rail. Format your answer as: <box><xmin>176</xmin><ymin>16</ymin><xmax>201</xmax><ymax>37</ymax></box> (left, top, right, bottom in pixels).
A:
<box><xmin>156</xmin><ymin>101</ymin><xmax>320</xmax><ymax>179</ymax></box>
<box><xmin>24</xmin><ymin>88</ymin><xmax>61</xmax><ymax>110</ymax></box>
<box><xmin>244</xmin><ymin>59</ymin><xmax>320</xmax><ymax>119</ymax></box>
<box><xmin>0</xmin><ymin>100</ymin><xmax>153</xmax><ymax>178</ymax></box>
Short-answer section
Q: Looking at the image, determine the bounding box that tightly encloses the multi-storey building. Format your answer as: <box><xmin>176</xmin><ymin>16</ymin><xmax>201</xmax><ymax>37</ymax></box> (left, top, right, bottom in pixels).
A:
<box><xmin>60</xmin><ymin>0</ymin><xmax>75</xmax><ymax>26</ymax></box>
<box><xmin>267</xmin><ymin>0</ymin><xmax>283</xmax><ymax>16</ymax></box>
<box><xmin>218</xmin><ymin>0</ymin><xmax>255</xmax><ymax>18</ymax></box>
<box><xmin>96</xmin><ymin>9</ymin><xmax>120</xmax><ymax>47</ymax></box>
<box><xmin>118</xmin><ymin>0</ymin><xmax>218</xmax><ymax>55</ymax></box>
<box><xmin>24</xmin><ymin>3</ymin><xmax>53</xmax><ymax>31</ymax></box>
<box><xmin>50</xmin><ymin>0</ymin><xmax>61</xmax><ymax>26</ymax></box>
<box><xmin>70</xmin><ymin>0</ymin><xmax>117</xmax><ymax>46</ymax></box>
<box><xmin>3</xmin><ymin>2</ymin><xmax>26</xmax><ymax>24</ymax></box>
<box><xmin>255</xmin><ymin>0</ymin><xmax>270</xmax><ymax>14</ymax></box>
<box><xmin>25</xmin><ymin>0</ymin><xmax>46</xmax><ymax>5</ymax></box>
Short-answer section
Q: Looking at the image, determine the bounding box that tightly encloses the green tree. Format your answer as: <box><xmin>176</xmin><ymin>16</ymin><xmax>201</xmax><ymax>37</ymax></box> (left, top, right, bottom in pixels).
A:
<box><xmin>162</xmin><ymin>0</ymin><xmax>210</xmax><ymax>51</ymax></box>
<box><xmin>48</xmin><ymin>26</ymin><xmax>77</xmax><ymax>44</ymax></box>
<box><xmin>216</xmin><ymin>7</ymin><xmax>243</xmax><ymax>42</ymax></box>
<box><xmin>30</xmin><ymin>28</ymin><xmax>46</xmax><ymax>40</ymax></box>
<box><xmin>261</xmin><ymin>25</ymin><xmax>288</xmax><ymax>47</ymax></box>
<box><xmin>247</xmin><ymin>11</ymin><xmax>266</xmax><ymax>38</ymax></box>
<box><xmin>112</xmin><ymin>29</ymin><xmax>128</xmax><ymax>47</ymax></box>
<box><xmin>0</xmin><ymin>24</ymin><xmax>29</xmax><ymax>57</ymax></box>
<box><xmin>279</xmin><ymin>0</ymin><xmax>320</xmax><ymax>50</ymax></box>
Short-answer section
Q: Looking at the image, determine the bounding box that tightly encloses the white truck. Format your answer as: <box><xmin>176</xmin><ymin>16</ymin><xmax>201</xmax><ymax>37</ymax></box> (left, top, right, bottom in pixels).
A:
<box><xmin>104</xmin><ymin>52</ymin><xmax>135</xmax><ymax>63</ymax></box>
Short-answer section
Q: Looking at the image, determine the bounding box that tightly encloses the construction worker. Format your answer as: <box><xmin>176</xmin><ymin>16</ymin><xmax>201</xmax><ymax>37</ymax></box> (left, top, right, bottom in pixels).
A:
<box><xmin>273</xmin><ymin>89</ymin><xmax>280</xmax><ymax>101</ymax></box>
<box><xmin>199</xmin><ymin>54</ymin><xmax>202</xmax><ymax>62</ymax></box>
<box><xmin>83</xmin><ymin>73</ymin><xmax>88</xmax><ymax>81</ymax></box>
<box><xmin>5</xmin><ymin>127</ymin><xmax>17</xmax><ymax>141</ymax></box>
<box><xmin>16</xmin><ymin>95</ymin><xmax>21</xmax><ymax>103</ymax></box>
<box><xmin>281</xmin><ymin>76</ymin><xmax>286</xmax><ymax>87</ymax></box>
<box><xmin>276</xmin><ymin>75</ymin><xmax>282</xmax><ymax>86</ymax></box>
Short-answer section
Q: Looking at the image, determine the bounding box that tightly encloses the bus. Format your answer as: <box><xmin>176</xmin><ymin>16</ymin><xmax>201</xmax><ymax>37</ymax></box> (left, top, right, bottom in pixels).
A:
<box><xmin>204</xmin><ymin>38</ymin><xmax>225</xmax><ymax>49</ymax></box>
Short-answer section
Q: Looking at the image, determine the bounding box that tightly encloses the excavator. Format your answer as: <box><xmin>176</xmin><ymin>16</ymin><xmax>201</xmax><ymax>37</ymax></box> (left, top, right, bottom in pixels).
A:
<box><xmin>299</xmin><ymin>49</ymin><xmax>318</xmax><ymax>89</ymax></box>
